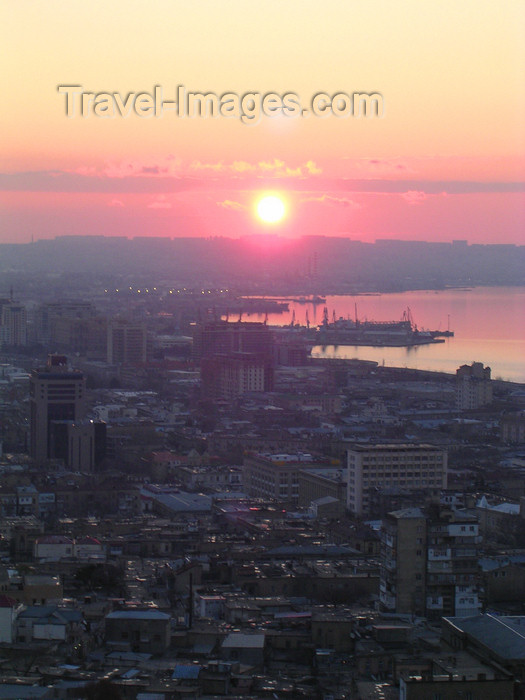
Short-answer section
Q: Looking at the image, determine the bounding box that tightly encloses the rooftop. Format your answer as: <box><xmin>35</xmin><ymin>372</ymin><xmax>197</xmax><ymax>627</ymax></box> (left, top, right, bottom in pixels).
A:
<box><xmin>106</xmin><ymin>610</ymin><xmax>171</xmax><ymax>621</ymax></box>
<box><xmin>222</xmin><ymin>632</ymin><xmax>265</xmax><ymax>649</ymax></box>
<box><xmin>444</xmin><ymin>614</ymin><xmax>525</xmax><ymax>661</ymax></box>
<box><xmin>348</xmin><ymin>443</ymin><xmax>442</xmax><ymax>453</ymax></box>
<box><xmin>388</xmin><ymin>507</ymin><xmax>426</xmax><ymax>519</ymax></box>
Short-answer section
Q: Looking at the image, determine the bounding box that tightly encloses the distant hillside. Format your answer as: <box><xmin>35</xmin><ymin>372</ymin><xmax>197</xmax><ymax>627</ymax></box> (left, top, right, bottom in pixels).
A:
<box><xmin>1</xmin><ymin>236</ymin><xmax>523</xmax><ymax>292</ymax></box>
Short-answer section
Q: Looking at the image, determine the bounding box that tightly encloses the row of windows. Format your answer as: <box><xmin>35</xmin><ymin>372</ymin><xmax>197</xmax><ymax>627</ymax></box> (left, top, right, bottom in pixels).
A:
<box><xmin>364</xmin><ymin>479</ymin><xmax>441</xmax><ymax>487</ymax></box>
<box><xmin>359</xmin><ymin>470</ymin><xmax>442</xmax><ymax>477</ymax></box>
<box><xmin>353</xmin><ymin>454</ymin><xmax>442</xmax><ymax>464</ymax></box>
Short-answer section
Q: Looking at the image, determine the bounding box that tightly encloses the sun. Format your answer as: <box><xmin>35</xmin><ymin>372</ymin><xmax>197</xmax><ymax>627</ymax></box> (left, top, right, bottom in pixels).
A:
<box><xmin>256</xmin><ymin>194</ymin><xmax>286</xmax><ymax>224</ymax></box>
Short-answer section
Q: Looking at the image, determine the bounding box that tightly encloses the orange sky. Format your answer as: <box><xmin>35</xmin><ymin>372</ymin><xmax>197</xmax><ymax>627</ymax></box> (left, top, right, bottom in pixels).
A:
<box><xmin>1</xmin><ymin>0</ymin><xmax>524</xmax><ymax>243</ymax></box>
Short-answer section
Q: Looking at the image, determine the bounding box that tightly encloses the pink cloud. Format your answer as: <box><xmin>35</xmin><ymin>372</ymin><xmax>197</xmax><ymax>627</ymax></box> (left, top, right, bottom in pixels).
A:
<box><xmin>301</xmin><ymin>194</ymin><xmax>360</xmax><ymax>208</ymax></box>
<box><xmin>190</xmin><ymin>158</ymin><xmax>322</xmax><ymax>178</ymax></box>
<box><xmin>75</xmin><ymin>157</ymin><xmax>182</xmax><ymax>179</ymax></box>
<box><xmin>217</xmin><ymin>199</ymin><xmax>246</xmax><ymax>211</ymax></box>
<box><xmin>341</xmin><ymin>157</ymin><xmax>413</xmax><ymax>177</ymax></box>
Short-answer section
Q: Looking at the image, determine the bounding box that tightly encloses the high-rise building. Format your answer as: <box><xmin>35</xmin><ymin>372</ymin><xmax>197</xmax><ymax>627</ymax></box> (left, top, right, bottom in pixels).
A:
<box><xmin>347</xmin><ymin>443</ymin><xmax>448</xmax><ymax>517</ymax></box>
<box><xmin>243</xmin><ymin>452</ymin><xmax>321</xmax><ymax>504</ymax></box>
<box><xmin>192</xmin><ymin>320</ymin><xmax>273</xmax><ymax>361</ymax></box>
<box><xmin>456</xmin><ymin>362</ymin><xmax>492</xmax><ymax>410</ymax></box>
<box><xmin>201</xmin><ymin>352</ymin><xmax>273</xmax><ymax>399</ymax></box>
<box><xmin>30</xmin><ymin>355</ymin><xmax>86</xmax><ymax>466</ymax></box>
<box><xmin>194</xmin><ymin>321</ymin><xmax>275</xmax><ymax>399</ymax></box>
<box><xmin>50</xmin><ymin>419</ymin><xmax>106</xmax><ymax>473</ymax></box>
<box><xmin>380</xmin><ymin>507</ymin><xmax>427</xmax><ymax>615</ymax></box>
<box><xmin>107</xmin><ymin>320</ymin><xmax>147</xmax><ymax>364</ymax></box>
<box><xmin>0</xmin><ymin>302</ymin><xmax>27</xmax><ymax>347</ymax></box>
<box><xmin>36</xmin><ymin>301</ymin><xmax>97</xmax><ymax>345</ymax></box>
<box><xmin>52</xmin><ymin>316</ymin><xmax>108</xmax><ymax>358</ymax></box>
<box><xmin>425</xmin><ymin>506</ymin><xmax>480</xmax><ymax>620</ymax></box>
<box><xmin>380</xmin><ymin>505</ymin><xmax>481</xmax><ymax>619</ymax></box>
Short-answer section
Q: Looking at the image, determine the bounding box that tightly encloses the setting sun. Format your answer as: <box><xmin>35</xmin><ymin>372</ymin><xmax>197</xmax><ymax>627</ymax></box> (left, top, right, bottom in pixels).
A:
<box><xmin>256</xmin><ymin>195</ymin><xmax>286</xmax><ymax>224</ymax></box>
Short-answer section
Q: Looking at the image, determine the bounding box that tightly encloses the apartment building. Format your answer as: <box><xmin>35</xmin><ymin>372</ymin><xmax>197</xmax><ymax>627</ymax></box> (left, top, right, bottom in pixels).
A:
<box><xmin>347</xmin><ymin>443</ymin><xmax>447</xmax><ymax>517</ymax></box>
<box><xmin>380</xmin><ymin>507</ymin><xmax>427</xmax><ymax>615</ymax></box>
<box><xmin>425</xmin><ymin>506</ymin><xmax>480</xmax><ymax>620</ymax></box>
<box><xmin>243</xmin><ymin>452</ymin><xmax>329</xmax><ymax>504</ymax></box>
<box><xmin>380</xmin><ymin>505</ymin><xmax>481</xmax><ymax>619</ymax></box>
<box><xmin>201</xmin><ymin>351</ymin><xmax>273</xmax><ymax>399</ymax></box>
<box><xmin>0</xmin><ymin>302</ymin><xmax>27</xmax><ymax>346</ymax></box>
<box><xmin>456</xmin><ymin>362</ymin><xmax>492</xmax><ymax>410</ymax></box>
<box><xmin>30</xmin><ymin>354</ymin><xmax>86</xmax><ymax>466</ymax></box>
<box><xmin>107</xmin><ymin>320</ymin><xmax>147</xmax><ymax>365</ymax></box>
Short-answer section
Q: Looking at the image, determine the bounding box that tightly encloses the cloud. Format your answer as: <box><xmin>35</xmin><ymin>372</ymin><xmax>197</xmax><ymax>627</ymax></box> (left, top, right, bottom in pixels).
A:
<box><xmin>231</xmin><ymin>161</ymin><xmax>257</xmax><ymax>174</ymax></box>
<box><xmin>333</xmin><ymin>180</ymin><xmax>525</xmax><ymax>194</ymax></box>
<box><xmin>1</xmin><ymin>169</ymin><xmax>523</xmax><ymax>196</ymax></box>
<box><xmin>190</xmin><ymin>161</ymin><xmax>226</xmax><ymax>173</ymax></box>
<box><xmin>190</xmin><ymin>158</ymin><xmax>322</xmax><ymax>178</ymax></box>
<box><xmin>305</xmin><ymin>160</ymin><xmax>322</xmax><ymax>175</ymax></box>
<box><xmin>75</xmin><ymin>158</ymin><xmax>179</xmax><ymax>179</ymax></box>
<box><xmin>366</xmin><ymin>158</ymin><xmax>409</xmax><ymax>172</ymax></box>
<box><xmin>217</xmin><ymin>200</ymin><xmax>246</xmax><ymax>211</ymax></box>
<box><xmin>0</xmin><ymin>170</ymin><xmax>199</xmax><ymax>193</ymax></box>
<box><xmin>104</xmin><ymin>162</ymin><xmax>170</xmax><ymax>178</ymax></box>
<box><xmin>301</xmin><ymin>194</ymin><xmax>361</xmax><ymax>209</ymax></box>
<box><xmin>141</xmin><ymin>166</ymin><xmax>167</xmax><ymax>175</ymax></box>
<box><xmin>341</xmin><ymin>157</ymin><xmax>412</xmax><ymax>176</ymax></box>
<box><xmin>108</xmin><ymin>199</ymin><xmax>124</xmax><ymax>207</ymax></box>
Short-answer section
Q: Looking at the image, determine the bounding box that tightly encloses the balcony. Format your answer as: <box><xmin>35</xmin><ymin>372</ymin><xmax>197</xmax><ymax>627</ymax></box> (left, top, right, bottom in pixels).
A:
<box><xmin>428</xmin><ymin>548</ymin><xmax>451</xmax><ymax>561</ymax></box>
<box><xmin>451</xmin><ymin>549</ymin><xmax>477</xmax><ymax>558</ymax></box>
<box><xmin>447</xmin><ymin>524</ymin><xmax>478</xmax><ymax>537</ymax></box>
<box><xmin>455</xmin><ymin>585</ymin><xmax>477</xmax><ymax>597</ymax></box>
<box><xmin>426</xmin><ymin>596</ymin><xmax>443</xmax><ymax>610</ymax></box>
<box><xmin>427</xmin><ymin>561</ymin><xmax>453</xmax><ymax>573</ymax></box>
<box><xmin>455</xmin><ymin>596</ymin><xmax>481</xmax><ymax>616</ymax></box>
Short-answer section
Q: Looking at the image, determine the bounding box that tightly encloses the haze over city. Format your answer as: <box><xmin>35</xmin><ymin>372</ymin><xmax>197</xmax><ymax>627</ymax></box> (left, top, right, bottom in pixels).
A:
<box><xmin>1</xmin><ymin>4</ymin><xmax>525</xmax><ymax>700</ymax></box>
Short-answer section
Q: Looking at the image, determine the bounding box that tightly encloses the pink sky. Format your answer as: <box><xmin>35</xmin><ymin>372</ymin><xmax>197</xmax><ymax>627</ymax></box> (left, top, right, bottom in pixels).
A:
<box><xmin>1</xmin><ymin>0</ymin><xmax>524</xmax><ymax>244</ymax></box>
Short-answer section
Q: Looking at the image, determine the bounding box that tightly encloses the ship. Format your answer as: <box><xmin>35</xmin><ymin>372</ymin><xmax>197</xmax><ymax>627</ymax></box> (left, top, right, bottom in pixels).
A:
<box><xmin>315</xmin><ymin>306</ymin><xmax>450</xmax><ymax>347</ymax></box>
<box><xmin>295</xmin><ymin>295</ymin><xmax>327</xmax><ymax>304</ymax></box>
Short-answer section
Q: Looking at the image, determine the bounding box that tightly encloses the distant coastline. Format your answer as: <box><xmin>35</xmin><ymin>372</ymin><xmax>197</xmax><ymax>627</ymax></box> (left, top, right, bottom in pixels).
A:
<box><xmin>0</xmin><ymin>236</ymin><xmax>523</xmax><ymax>294</ymax></box>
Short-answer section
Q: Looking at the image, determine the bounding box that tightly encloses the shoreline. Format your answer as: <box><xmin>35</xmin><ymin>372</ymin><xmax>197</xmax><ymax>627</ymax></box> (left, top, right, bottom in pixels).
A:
<box><xmin>309</xmin><ymin>356</ymin><xmax>525</xmax><ymax>389</ymax></box>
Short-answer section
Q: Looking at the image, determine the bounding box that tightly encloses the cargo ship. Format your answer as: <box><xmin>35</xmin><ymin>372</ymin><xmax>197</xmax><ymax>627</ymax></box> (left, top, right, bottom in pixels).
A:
<box><xmin>315</xmin><ymin>306</ymin><xmax>451</xmax><ymax>347</ymax></box>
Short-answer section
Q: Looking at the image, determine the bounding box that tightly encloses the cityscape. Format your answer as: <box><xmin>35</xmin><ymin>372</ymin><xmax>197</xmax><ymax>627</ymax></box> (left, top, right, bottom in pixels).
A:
<box><xmin>0</xmin><ymin>242</ymin><xmax>523</xmax><ymax>699</ymax></box>
<box><xmin>2</xmin><ymin>1</ymin><xmax>525</xmax><ymax>699</ymax></box>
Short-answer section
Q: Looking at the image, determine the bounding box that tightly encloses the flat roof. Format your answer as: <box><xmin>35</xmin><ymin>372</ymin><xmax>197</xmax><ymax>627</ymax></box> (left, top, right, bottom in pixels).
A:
<box><xmin>0</xmin><ymin>687</ymin><xmax>51</xmax><ymax>699</ymax></box>
<box><xmin>444</xmin><ymin>614</ymin><xmax>525</xmax><ymax>661</ymax></box>
<box><xmin>388</xmin><ymin>507</ymin><xmax>426</xmax><ymax>519</ymax></box>
<box><xmin>222</xmin><ymin>632</ymin><xmax>265</xmax><ymax>649</ymax></box>
<box><xmin>348</xmin><ymin>443</ymin><xmax>442</xmax><ymax>453</ymax></box>
<box><xmin>106</xmin><ymin>610</ymin><xmax>170</xmax><ymax>620</ymax></box>
<box><xmin>141</xmin><ymin>488</ymin><xmax>212</xmax><ymax>513</ymax></box>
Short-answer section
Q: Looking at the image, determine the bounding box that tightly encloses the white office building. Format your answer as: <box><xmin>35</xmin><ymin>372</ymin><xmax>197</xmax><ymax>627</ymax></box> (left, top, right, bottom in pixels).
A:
<box><xmin>347</xmin><ymin>443</ymin><xmax>447</xmax><ymax>516</ymax></box>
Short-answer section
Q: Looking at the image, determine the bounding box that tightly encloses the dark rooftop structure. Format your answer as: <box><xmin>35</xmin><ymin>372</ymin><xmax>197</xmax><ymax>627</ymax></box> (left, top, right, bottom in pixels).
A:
<box><xmin>442</xmin><ymin>614</ymin><xmax>525</xmax><ymax>669</ymax></box>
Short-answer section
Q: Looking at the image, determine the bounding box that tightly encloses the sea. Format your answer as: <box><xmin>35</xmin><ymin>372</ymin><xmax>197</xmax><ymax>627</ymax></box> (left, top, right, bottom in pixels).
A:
<box><xmin>241</xmin><ymin>287</ymin><xmax>525</xmax><ymax>384</ymax></box>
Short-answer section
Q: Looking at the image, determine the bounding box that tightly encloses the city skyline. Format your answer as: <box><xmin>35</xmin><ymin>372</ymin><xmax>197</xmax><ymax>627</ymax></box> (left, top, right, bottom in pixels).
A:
<box><xmin>1</xmin><ymin>0</ymin><xmax>524</xmax><ymax>244</ymax></box>
<box><xmin>1</xmin><ymin>4</ymin><xmax>525</xmax><ymax>692</ymax></box>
